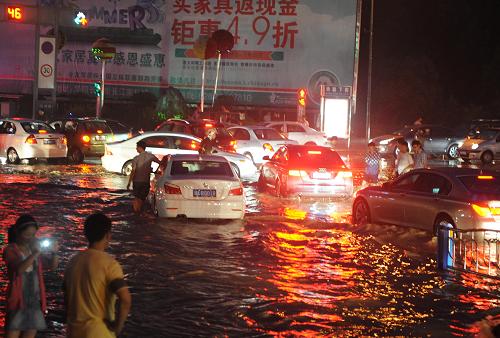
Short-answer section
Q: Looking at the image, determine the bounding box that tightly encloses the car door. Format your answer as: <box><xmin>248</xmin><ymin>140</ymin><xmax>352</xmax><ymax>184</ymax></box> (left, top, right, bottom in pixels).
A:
<box><xmin>403</xmin><ymin>173</ymin><xmax>452</xmax><ymax>231</ymax></box>
<box><xmin>169</xmin><ymin>135</ymin><xmax>199</xmax><ymax>155</ymax></box>
<box><xmin>371</xmin><ymin>172</ymin><xmax>420</xmax><ymax>225</ymax></box>
<box><xmin>427</xmin><ymin>127</ymin><xmax>453</xmax><ymax>155</ymax></box>
<box><xmin>262</xmin><ymin>146</ymin><xmax>285</xmax><ymax>185</ymax></box>
<box><xmin>230</xmin><ymin>128</ymin><xmax>252</xmax><ymax>153</ymax></box>
<box><xmin>141</xmin><ymin>136</ymin><xmax>172</xmax><ymax>162</ymax></box>
<box><xmin>286</xmin><ymin>123</ymin><xmax>306</xmax><ymax>144</ymax></box>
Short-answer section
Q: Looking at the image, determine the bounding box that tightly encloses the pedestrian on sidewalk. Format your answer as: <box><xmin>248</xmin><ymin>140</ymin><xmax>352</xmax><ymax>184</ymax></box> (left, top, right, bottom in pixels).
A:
<box><xmin>64</xmin><ymin>213</ymin><xmax>131</xmax><ymax>338</ymax></box>
<box><xmin>364</xmin><ymin>142</ymin><xmax>381</xmax><ymax>184</ymax></box>
<box><xmin>394</xmin><ymin>140</ymin><xmax>414</xmax><ymax>177</ymax></box>
<box><xmin>411</xmin><ymin>140</ymin><xmax>428</xmax><ymax>169</ymax></box>
<box><xmin>127</xmin><ymin>140</ymin><xmax>160</xmax><ymax>214</ymax></box>
<box><xmin>3</xmin><ymin>215</ymin><xmax>59</xmax><ymax>338</ymax></box>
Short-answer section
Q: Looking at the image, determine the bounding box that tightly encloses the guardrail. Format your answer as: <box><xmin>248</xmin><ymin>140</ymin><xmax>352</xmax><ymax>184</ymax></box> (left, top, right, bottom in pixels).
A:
<box><xmin>438</xmin><ymin>225</ymin><xmax>499</xmax><ymax>279</ymax></box>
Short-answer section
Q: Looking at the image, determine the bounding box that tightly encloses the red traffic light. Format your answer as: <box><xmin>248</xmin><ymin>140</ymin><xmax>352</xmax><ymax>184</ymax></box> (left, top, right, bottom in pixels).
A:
<box><xmin>297</xmin><ymin>88</ymin><xmax>307</xmax><ymax>106</ymax></box>
<box><xmin>6</xmin><ymin>6</ymin><xmax>23</xmax><ymax>21</ymax></box>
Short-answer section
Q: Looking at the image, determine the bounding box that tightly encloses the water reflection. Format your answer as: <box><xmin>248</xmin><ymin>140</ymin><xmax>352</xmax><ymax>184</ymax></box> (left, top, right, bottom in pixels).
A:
<box><xmin>0</xmin><ymin>167</ymin><xmax>499</xmax><ymax>336</ymax></box>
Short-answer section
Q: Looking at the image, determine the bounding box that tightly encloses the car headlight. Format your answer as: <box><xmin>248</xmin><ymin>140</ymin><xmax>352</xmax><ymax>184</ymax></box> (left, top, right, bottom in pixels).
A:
<box><xmin>471</xmin><ymin>143</ymin><xmax>479</xmax><ymax>150</ymax></box>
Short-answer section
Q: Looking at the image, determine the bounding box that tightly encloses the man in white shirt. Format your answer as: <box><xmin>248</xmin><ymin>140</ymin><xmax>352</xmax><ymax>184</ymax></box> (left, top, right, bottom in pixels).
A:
<box><xmin>394</xmin><ymin>140</ymin><xmax>414</xmax><ymax>176</ymax></box>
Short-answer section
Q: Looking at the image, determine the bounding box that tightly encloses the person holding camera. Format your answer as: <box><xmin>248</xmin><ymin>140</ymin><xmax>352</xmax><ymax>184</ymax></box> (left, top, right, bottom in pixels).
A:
<box><xmin>2</xmin><ymin>215</ymin><xmax>59</xmax><ymax>338</ymax></box>
<box><xmin>64</xmin><ymin>213</ymin><xmax>131</xmax><ymax>338</ymax></box>
<box><xmin>199</xmin><ymin>128</ymin><xmax>218</xmax><ymax>154</ymax></box>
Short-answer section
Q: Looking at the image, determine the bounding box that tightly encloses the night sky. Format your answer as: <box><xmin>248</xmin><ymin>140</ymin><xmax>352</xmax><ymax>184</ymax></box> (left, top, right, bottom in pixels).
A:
<box><xmin>355</xmin><ymin>0</ymin><xmax>500</xmax><ymax>137</ymax></box>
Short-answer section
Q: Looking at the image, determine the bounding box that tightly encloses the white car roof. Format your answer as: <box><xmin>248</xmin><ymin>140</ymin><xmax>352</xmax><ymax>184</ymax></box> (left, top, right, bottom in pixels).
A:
<box><xmin>137</xmin><ymin>131</ymin><xmax>202</xmax><ymax>141</ymax></box>
<box><xmin>169</xmin><ymin>154</ymin><xmax>230</xmax><ymax>162</ymax></box>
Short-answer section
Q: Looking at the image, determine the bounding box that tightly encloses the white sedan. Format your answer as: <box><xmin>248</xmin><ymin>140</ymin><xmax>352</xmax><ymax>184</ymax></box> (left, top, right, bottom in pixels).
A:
<box><xmin>227</xmin><ymin>126</ymin><xmax>298</xmax><ymax>165</ymax></box>
<box><xmin>149</xmin><ymin>154</ymin><xmax>245</xmax><ymax>219</ymax></box>
<box><xmin>262</xmin><ymin>121</ymin><xmax>329</xmax><ymax>146</ymax></box>
<box><xmin>101</xmin><ymin>131</ymin><xmax>258</xmax><ymax>181</ymax></box>
<box><xmin>0</xmin><ymin>118</ymin><xmax>67</xmax><ymax>164</ymax></box>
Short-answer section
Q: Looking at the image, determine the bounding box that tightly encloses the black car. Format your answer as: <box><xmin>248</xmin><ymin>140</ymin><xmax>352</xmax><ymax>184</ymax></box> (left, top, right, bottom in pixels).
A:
<box><xmin>154</xmin><ymin>118</ymin><xmax>236</xmax><ymax>152</ymax></box>
<box><xmin>50</xmin><ymin>118</ymin><xmax>113</xmax><ymax>163</ymax></box>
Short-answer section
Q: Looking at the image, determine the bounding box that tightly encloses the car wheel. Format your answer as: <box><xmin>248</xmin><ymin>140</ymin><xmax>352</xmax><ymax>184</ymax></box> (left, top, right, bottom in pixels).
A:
<box><xmin>447</xmin><ymin>144</ymin><xmax>459</xmax><ymax>159</ymax></box>
<box><xmin>257</xmin><ymin>173</ymin><xmax>266</xmax><ymax>192</ymax></box>
<box><xmin>6</xmin><ymin>148</ymin><xmax>19</xmax><ymax>164</ymax></box>
<box><xmin>243</xmin><ymin>152</ymin><xmax>255</xmax><ymax>164</ymax></box>
<box><xmin>68</xmin><ymin>147</ymin><xmax>84</xmax><ymax>164</ymax></box>
<box><xmin>433</xmin><ymin>214</ymin><xmax>454</xmax><ymax>236</ymax></box>
<box><xmin>122</xmin><ymin>160</ymin><xmax>133</xmax><ymax>176</ymax></box>
<box><xmin>230</xmin><ymin>163</ymin><xmax>240</xmax><ymax>178</ymax></box>
<box><xmin>481</xmin><ymin>151</ymin><xmax>494</xmax><ymax>164</ymax></box>
<box><xmin>353</xmin><ymin>198</ymin><xmax>370</xmax><ymax>225</ymax></box>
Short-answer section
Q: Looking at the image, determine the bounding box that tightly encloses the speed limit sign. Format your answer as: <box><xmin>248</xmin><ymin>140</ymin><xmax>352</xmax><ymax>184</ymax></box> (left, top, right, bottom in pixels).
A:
<box><xmin>40</xmin><ymin>64</ymin><xmax>53</xmax><ymax>78</ymax></box>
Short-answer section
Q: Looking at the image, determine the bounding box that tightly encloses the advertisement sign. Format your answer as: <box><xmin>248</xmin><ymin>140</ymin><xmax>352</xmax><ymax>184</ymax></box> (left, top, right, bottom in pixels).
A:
<box><xmin>0</xmin><ymin>0</ymin><xmax>358</xmax><ymax>107</ymax></box>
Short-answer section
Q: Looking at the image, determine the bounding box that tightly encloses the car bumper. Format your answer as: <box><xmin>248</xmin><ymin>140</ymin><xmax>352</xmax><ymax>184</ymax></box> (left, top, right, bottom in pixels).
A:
<box><xmin>459</xmin><ymin>149</ymin><xmax>481</xmax><ymax>159</ymax></box>
<box><xmin>81</xmin><ymin>143</ymin><xmax>105</xmax><ymax>157</ymax></box>
<box><xmin>18</xmin><ymin>144</ymin><xmax>67</xmax><ymax>159</ymax></box>
<box><xmin>101</xmin><ymin>155</ymin><xmax>123</xmax><ymax>173</ymax></box>
<box><xmin>157</xmin><ymin>197</ymin><xmax>245</xmax><ymax>219</ymax></box>
<box><xmin>288</xmin><ymin>183</ymin><xmax>354</xmax><ymax>197</ymax></box>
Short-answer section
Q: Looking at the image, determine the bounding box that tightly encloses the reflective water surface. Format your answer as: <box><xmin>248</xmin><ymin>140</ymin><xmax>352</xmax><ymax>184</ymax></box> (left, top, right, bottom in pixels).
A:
<box><xmin>0</xmin><ymin>163</ymin><xmax>499</xmax><ymax>337</ymax></box>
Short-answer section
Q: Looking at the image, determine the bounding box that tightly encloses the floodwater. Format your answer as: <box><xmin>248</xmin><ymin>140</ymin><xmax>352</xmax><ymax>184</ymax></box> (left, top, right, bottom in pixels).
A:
<box><xmin>0</xmin><ymin>162</ymin><xmax>499</xmax><ymax>337</ymax></box>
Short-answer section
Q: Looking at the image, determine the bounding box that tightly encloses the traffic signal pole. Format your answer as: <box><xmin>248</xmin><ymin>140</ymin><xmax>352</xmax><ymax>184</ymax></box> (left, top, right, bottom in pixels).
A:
<box><xmin>31</xmin><ymin>0</ymin><xmax>40</xmax><ymax>119</ymax></box>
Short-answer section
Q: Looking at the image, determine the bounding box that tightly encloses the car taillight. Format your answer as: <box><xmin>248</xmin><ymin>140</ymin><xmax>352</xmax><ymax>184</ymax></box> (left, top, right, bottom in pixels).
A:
<box><xmin>39</xmin><ymin>129</ymin><xmax>47</xmax><ymax>134</ymax></box>
<box><xmin>97</xmin><ymin>129</ymin><xmax>103</xmax><ymax>134</ymax></box>
<box><xmin>25</xmin><ymin>134</ymin><xmax>37</xmax><ymax>144</ymax></box>
<box><xmin>338</xmin><ymin>171</ymin><xmax>353</xmax><ymax>178</ymax></box>
<box><xmin>229</xmin><ymin>185</ymin><xmax>243</xmax><ymax>196</ymax></box>
<box><xmin>205</xmin><ymin>123</ymin><xmax>213</xmax><ymax>128</ymax></box>
<box><xmin>61</xmin><ymin>136</ymin><xmax>67</xmax><ymax>145</ymax></box>
<box><xmin>472</xmin><ymin>201</ymin><xmax>500</xmax><ymax>217</ymax></box>
<box><xmin>164</xmin><ymin>183</ymin><xmax>182</xmax><ymax>194</ymax></box>
<box><xmin>263</xmin><ymin>143</ymin><xmax>274</xmax><ymax>152</ymax></box>
<box><xmin>82</xmin><ymin>135</ymin><xmax>91</xmax><ymax>143</ymax></box>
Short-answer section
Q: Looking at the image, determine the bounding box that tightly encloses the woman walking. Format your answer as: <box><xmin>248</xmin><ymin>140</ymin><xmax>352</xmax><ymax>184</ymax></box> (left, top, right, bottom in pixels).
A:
<box><xmin>3</xmin><ymin>215</ymin><xmax>59</xmax><ymax>338</ymax></box>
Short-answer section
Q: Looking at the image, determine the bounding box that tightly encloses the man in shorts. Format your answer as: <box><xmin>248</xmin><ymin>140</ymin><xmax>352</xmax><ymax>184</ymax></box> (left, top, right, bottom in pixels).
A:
<box><xmin>126</xmin><ymin>140</ymin><xmax>160</xmax><ymax>214</ymax></box>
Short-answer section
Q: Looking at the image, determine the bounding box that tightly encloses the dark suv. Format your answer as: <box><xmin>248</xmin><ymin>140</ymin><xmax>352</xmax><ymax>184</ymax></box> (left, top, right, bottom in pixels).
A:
<box><xmin>50</xmin><ymin>118</ymin><xmax>113</xmax><ymax>163</ymax></box>
<box><xmin>154</xmin><ymin>118</ymin><xmax>236</xmax><ymax>152</ymax></box>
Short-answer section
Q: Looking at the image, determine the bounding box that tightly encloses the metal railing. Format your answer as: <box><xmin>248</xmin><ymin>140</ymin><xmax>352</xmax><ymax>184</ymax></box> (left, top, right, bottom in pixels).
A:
<box><xmin>438</xmin><ymin>225</ymin><xmax>499</xmax><ymax>279</ymax></box>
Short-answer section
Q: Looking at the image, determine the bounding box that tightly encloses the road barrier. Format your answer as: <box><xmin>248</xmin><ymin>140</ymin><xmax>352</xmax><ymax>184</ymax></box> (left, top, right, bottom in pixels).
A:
<box><xmin>438</xmin><ymin>225</ymin><xmax>499</xmax><ymax>279</ymax></box>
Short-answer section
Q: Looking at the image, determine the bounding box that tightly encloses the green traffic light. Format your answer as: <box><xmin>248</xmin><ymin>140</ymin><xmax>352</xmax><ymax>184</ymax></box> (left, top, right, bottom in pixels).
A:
<box><xmin>94</xmin><ymin>82</ymin><xmax>101</xmax><ymax>96</ymax></box>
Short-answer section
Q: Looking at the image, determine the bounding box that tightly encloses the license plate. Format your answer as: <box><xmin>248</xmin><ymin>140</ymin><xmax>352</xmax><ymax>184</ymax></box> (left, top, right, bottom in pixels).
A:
<box><xmin>43</xmin><ymin>139</ymin><xmax>56</xmax><ymax>145</ymax></box>
<box><xmin>193</xmin><ymin>189</ymin><xmax>216</xmax><ymax>197</ymax></box>
<box><xmin>95</xmin><ymin>135</ymin><xmax>106</xmax><ymax>141</ymax></box>
<box><xmin>313</xmin><ymin>172</ymin><xmax>331</xmax><ymax>179</ymax></box>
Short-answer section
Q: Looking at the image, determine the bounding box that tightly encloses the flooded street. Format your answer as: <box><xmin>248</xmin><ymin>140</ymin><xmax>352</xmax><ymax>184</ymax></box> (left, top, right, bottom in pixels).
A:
<box><xmin>0</xmin><ymin>162</ymin><xmax>499</xmax><ymax>337</ymax></box>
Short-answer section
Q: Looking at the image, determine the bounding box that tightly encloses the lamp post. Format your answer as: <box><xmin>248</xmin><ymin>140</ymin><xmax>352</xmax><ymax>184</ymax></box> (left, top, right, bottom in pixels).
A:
<box><xmin>91</xmin><ymin>38</ymin><xmax>115</xmax><ymax>118</ymax></box>
<box><xmin>366</xmin><ymin>0</ymin><xmax>375</xmax><ymax>141</ymax></box>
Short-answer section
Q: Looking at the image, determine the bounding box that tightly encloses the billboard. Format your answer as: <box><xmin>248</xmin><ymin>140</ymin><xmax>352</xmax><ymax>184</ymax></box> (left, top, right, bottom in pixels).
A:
<box><xmin>0</xmin><ymin>0</ymin><xmax>358</xmax><ymax>107</ymax></box>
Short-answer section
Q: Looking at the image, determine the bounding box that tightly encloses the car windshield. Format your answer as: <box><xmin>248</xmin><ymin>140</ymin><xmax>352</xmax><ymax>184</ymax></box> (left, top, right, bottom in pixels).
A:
<box><xmin>469</xmin><ymin>129</ymin><xmax>498</xmax><ymax>140</ymax></box>
<box><xmin>170</xmin><ymin>160</ymin><xmax>233</xmax><ymax>176</ymax></box>
<box><xmin>20</xmin><ymin>122</ymin><xmax>54</xmax><ymax>134</ymax></box>
<box><xmin>253</xmin><ymin>128</ymin><xmax>285</xmax><ymax>140</ymax></box>
<box><xmin>289</xmin><ymin>148</ymin><xmax>345</xmax><ymax>168</ymax></box>
<box><xmin>459</xmin><ymin>175</ymin><xmax>500</xmax><ymax>194</ymax></box>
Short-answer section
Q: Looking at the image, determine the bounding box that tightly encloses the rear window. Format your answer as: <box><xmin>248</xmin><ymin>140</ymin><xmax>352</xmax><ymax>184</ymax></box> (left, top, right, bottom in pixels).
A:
<box><xmin>83</xmin><ymin>121</ymin><xmax>112</xmax><ymax>133</ymax></box>
<box><xmin>459</xmin><ymin>176</ymin><xmax>500</xmax><ymax>194</ymax></box>
<box><xmin>170</xmin><ymin>160</ymin><xmax>233</xmax><ymax>176</ymax></box>
<box><xmin>289</xmin><ymin>148</ymin><xmax>345</xmax><ymax>168</ymax></box>
<box><xmin>107</xmin><ymin>121</ymin><xmax>130</xmax><ymax>133</ymax></box>
<box><xmin>21</xmin><ymin>122</ymin><xmax>54</xmax><ymax>134</ymax></box>
<box><xmin>253</xmin><ymin>128</ymin><xmax>285</xmax><ymax>140</ymax></box>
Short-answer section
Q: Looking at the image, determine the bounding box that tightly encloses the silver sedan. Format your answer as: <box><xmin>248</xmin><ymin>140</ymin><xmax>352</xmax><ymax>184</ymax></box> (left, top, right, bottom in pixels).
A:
<box><xmin>352</xmin><ymin>168</ymin><xmax>499</xmax><ymax>234</ymax></box>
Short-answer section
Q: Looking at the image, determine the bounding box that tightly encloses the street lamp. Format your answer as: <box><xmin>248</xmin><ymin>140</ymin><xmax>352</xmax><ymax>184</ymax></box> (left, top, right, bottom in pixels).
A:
<box><xmin>91</xmin><ymin>38</ymin><xmax>115</xmax><ymax>118</ymax></box>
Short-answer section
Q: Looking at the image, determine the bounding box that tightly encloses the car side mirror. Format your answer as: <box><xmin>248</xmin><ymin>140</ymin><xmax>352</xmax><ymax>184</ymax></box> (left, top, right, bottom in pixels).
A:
<box><xmin>263</xmin><ymin>155</ymin><xmax>271</xmax><ymax>161</ymax></box>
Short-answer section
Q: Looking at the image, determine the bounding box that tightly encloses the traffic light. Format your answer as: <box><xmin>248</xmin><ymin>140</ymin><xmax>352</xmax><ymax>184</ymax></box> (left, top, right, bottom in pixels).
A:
<box><xmin>74</xmin><ymin>11</ymin><xmax>88</xmax><ymax>26</ymax></box>
<box><xmin>93</xmin><ymin>82</ymin><xmax>101</xmax><ymax>97</ymax></box>
<box><xmin>297</xmin><ymin>88</ymin><xmax>307</xmax><ymax>107</ymax></box>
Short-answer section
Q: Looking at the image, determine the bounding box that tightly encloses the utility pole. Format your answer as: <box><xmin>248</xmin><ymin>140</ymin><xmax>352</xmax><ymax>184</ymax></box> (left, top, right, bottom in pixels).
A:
<box><xmin>32</xmin><ymin>0</ymin><xmax>40</xmax><ymax>119</ymax></box>
<box><xmin>365</xmin><ymin>0</ymin><xmax>375</xmax><ymax>141</ymax></box>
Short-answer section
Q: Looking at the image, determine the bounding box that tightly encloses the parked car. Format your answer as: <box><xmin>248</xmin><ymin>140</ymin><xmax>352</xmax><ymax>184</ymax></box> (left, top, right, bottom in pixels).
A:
<box><xmin>154</xmin><ymin>118</ymin><xmax>237</xmax><ymax>152</ymax></box>
<box><xmin>227</xmin><ymin>125</ymin><xmax>298</xmax><ymax>165</ymax></box>
<box><xmin>459</xmin><ymin>128</ymin><xmax>500</xmax><ymax>164</ymax></box>
<box><xmin>257</xmin><ymin>144</ymin><xmax>353</xmax><ymax>197</ymax></box>
<box><xmin>148</xmin><ymin>154</ymin><xmax>245</xmax><ymax>219</ymax></box>
<box><xmin>50</xmin><ymin>118</ymin><xmax>113</xmax><ymax>163</ymax></box>
<box><xmin>262</xmin><ymin>121</ymin><xmax>329</xmax><ymax>146</ymax></box>
<box><xmin>370</xmin><ymin>124</ymin><xmax>464</xmax><ymax>159</ymax></box>
<box><xmin>352</xmin><ymin>168</ymin><xmax>500</xmax><ymax>234</ymax></box>
<box><xmin>0</xmin><ymin>118</ymin><xmax>67</xmax><ymax>164</ymax></box>
<box><xmin>101</xmin><ymin>132</ymin><xmax>258</xmax><ymax>181</ymax></box>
